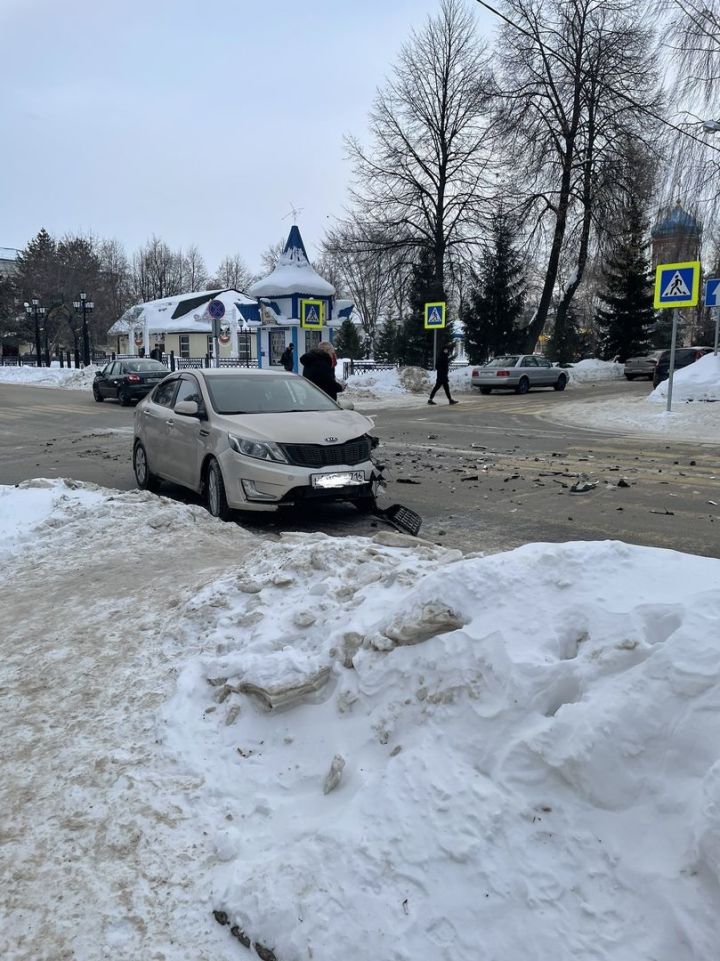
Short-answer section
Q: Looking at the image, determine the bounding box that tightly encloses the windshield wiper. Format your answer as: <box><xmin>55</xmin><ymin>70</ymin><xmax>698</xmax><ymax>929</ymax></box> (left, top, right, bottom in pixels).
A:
<box><xmin>220</xmin><ymin>410</ymin><xmax>249</xmax><ymax>415</ymax></box>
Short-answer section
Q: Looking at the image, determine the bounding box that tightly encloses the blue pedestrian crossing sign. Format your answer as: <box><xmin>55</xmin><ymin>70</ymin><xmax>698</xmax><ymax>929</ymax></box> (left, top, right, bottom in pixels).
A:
<box><xmin>300</xmin><ymin>298</ymin><xmax>324</xmax><ymax>329</ymax></box>
<box><xmin>424</xmin><ymin>301</ymin><xmax>446</xmax><ymax>330</ymax></box>
<box><xmin>705</xmin><ymin>278</ymin><xmax>720</xmax><ymax>308</ymax></box>
<box><xmin>653</xmin><ymin>261</ymin><xmax>700</xmax><ymax>309</ymax></box>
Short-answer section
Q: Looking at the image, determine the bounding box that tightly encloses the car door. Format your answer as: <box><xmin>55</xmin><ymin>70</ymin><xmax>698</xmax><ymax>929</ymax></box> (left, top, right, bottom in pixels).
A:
<box><xmin>164</xmin><ymin>375</ymin><xmax>206</xmax><ymax>489</ymax></box>
<box><xmin>98</xmin><ymin>362</ymin><xmax>118</xmax><ymax>397</ymax></box>
<box><xmin>139</xmin><ymin>377</ymin><xmax>180</xmax><ymax>478</ymax></box>
<box><xmin>535</xmin><ymin>356</ymin><xmax>555</xmax><ymax>385</ymax></box>
<box><xmin>519</xmin><ymin>355</ymin><xmax>539</xmax><ymax>385</ymax></box>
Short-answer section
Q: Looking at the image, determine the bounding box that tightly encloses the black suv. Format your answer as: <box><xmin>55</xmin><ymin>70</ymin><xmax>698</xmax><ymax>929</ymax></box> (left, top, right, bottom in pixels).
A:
<box><xmin>652</xmin><ymin>347</ymin><xmax>713</xmax><ymax>388</ymax></box>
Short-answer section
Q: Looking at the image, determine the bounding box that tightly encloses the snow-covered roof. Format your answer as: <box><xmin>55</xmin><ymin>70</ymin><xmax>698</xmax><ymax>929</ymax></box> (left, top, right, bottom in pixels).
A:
<box><xmin>108</xmin><ymin>288</ymin><xmax>259</xmax><ymax>335</ymax></box>
<box><xmin>248</xmin><ymin>225</ymin><xmax>335</xmax><ymax>298</ymax></box>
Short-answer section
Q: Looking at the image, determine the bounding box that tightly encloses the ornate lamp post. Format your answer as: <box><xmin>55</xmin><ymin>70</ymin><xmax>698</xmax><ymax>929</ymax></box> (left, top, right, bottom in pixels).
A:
<box><xmin>73</xmin><ymin>292</ymin><xmax>94</xmax><ymax>366</ymax></box>
<box><xmin>25</xmin><ymin>299</ymin><xmax>46</xmax><ymax>366</ymax></box>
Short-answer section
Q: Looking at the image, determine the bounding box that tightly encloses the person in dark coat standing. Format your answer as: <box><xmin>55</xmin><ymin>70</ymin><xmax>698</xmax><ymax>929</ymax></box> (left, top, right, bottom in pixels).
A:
<box><xmin>280</xmin><ymin>343</ymin><xmax>294</xmax><ymax>372</ymax></box>
<box><xmin>300</xmin><ymin>348</ymin><xmax>345</xmax><ymax>401</ymax></box>
<box><xmin>428</xmin><ymin>343</ymin><xmax>458</xmax><ymax>405</ymax></box>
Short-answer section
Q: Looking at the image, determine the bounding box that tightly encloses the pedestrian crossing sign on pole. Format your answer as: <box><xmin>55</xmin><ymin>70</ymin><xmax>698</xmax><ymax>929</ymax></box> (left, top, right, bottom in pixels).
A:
<box><xmin>424</xmin><ymin>301</ymin><xmax>446</xmax><ymax>329</ymax></box>
<box><xmin>653</xmin><ymin>261</ymin><xmax>701</xmax><ymax>309</ymax></box>
<box><xmin>300</xmin><ymin>298</ymin><xmax>324</xmax><ymax>329</ymax></box>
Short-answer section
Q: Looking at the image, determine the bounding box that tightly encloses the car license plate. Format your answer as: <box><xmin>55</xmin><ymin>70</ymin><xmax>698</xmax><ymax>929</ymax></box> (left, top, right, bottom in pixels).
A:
<box><xmin>312</xmin><ymin>471</ymin><xmax>365</xmax><ymax>489</ymax></box>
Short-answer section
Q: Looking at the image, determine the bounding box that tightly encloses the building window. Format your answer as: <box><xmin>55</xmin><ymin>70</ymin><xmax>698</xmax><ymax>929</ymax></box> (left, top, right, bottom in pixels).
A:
<box><xmin>179</xmin><ymin>335</ymin><xmax>190</xmax><ymax>359</ymax></box>
<box><xmin>270</xmin><ymin>330</ymin><xmax>286</xmax><ymax>366</ymax></box>
<box><xmin>237</xmin><ymin>329</ymin><xmax>252</xmax><ymax>365</ymax></box>
<box><xmin>305</xmin><ymin>330</ymin><xmax>321</xmax><ymax>353</ymax></box>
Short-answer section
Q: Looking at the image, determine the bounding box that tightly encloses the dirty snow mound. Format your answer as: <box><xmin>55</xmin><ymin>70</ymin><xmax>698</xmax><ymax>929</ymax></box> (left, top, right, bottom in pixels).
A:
<box><xmin>650</xmin><ymin>351</ymin><xmax>720</xmax><ymax>404</ymax></box>
<box><xmin>0</xmin><ymin>362</ymin><xmax>99</xmax><ymax>390</ymax></box>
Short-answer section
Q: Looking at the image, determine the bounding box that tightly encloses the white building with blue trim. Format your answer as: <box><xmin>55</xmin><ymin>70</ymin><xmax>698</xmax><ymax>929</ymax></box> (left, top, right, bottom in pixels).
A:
<box><xmin>248</xmin><ymin>225</ymin><xmax>354</xmax><ymax>371</ymax></box>
<box><xmin>107</xmin><ymin>225</ymin><xmax>357</xmax><ymax>368</ymax></box>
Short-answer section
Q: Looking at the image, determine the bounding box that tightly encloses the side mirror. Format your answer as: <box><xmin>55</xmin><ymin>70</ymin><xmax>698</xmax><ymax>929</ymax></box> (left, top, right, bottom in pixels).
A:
<box><xmin>175</xmin><ymin>400</ymin><xmax>199</xmax><ymax>417</ymax></box>
<box><xmin>337</xmin><ymin>397</ymin><xmax>355</xmax><ymax>411</ymax></box>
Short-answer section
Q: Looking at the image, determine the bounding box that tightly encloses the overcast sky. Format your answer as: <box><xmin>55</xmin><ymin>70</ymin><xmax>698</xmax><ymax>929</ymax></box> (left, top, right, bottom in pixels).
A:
<box><xmin>1</xmin><ymin>0</ymin><xmax>496</xmax><ymax>273</ymax></box>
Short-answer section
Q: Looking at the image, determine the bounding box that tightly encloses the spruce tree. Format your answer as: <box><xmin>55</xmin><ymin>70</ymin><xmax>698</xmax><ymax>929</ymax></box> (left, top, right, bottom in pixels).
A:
<box><xmin>333</xmin><ymin>318</ymin><xmax>364</xmax><ymax>359</ymax></box>
<box><xmin>595</xmin><ymin>201</ymin><xmax>655</xmax><ymax>360</ymax></box>
<box><xmin>375</xmin><ymin>318</ymin><xmax>400</xmax><ymax>363</ymax></box>
<box><xmin>463</xmin><ymin>212</ymin><xmax>525</xmax><ymax>364</ymax></box>
<box><xmin>547</xmin><ymin>305</ymin><xmax>582</xmax><ymax>365</ymax></box>
<box><xmin>400</xmin><ymin>248</ymin><xmax>449</xmax><ymax>368</ymax></box>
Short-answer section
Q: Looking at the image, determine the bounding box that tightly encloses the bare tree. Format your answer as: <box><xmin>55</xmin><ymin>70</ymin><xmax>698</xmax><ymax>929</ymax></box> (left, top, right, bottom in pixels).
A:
<box><xmin>182</xmin><ymin>244</ymin><xmax>209</xmax><ymax>292</ymax></box>
<box><xmin>320</xmin><ymin>228</ymin><xmax>394</xmax><ymax>350</ymax></box>
<box><xmin>131</xmin><ymin>236</ymin><xmax>184</xmax><ymax>302</ymax></box>
<box><xmin>259</xmin><ymin>238</ymin><xmax>286</xmax><ymax>275</ymax></box>
<box><xmin>491</xmin><ymin>0</ymin><xmax>662</xmax><ymax>351</ymax></box>
<box><xmin>343</xmin><ymin>0</ymin><xmax>493</xmax><ymax>288</ymax></box>
<box><xmin>211</xmin><ymin>253</ymin><xmax>253</xmax><ymax>291</ymax></box>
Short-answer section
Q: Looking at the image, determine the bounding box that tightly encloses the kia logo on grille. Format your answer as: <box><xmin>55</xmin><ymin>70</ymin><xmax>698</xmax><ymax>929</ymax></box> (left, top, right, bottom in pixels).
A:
<box><xmin>324</xmin><ymin>436</ymin><xmax>338</xmax><ymax>442</ymax></box>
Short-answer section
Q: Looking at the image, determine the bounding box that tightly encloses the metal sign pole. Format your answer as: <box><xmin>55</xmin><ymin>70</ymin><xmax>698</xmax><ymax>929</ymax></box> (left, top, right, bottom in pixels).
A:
<box><xmin>714</xmin><ymin>306</ymin><xmax>719</xmax><ymax>356</ymax></box>
<box><xmin>666</xmin><ymin>309</ymin><xmax>679</xmax><ymax>412</ymax></box>
<box><xmin>433</xmin><ymin>329</ymin><xmax>437</xmax><ymax>370</ymax></box>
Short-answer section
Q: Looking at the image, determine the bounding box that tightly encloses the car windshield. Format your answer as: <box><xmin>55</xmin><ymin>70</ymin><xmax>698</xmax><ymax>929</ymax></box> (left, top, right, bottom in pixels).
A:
<box><xmin>205</xmin><ymin>374</ymin><xmax>340</xmax><ymax>415</ymax></box>
<box><xmin>125</xmin><ymin>360</ymin><xmax>167</xmax><ymax>372</ymax></box>
<box><xmin>485</xmin><ymin>356</ymin><xmax>519</xmax><ymax>368</ymax></box>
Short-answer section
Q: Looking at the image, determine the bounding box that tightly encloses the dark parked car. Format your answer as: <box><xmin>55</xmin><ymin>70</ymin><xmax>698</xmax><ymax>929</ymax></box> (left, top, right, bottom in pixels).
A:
<box><xmin>93</xmin><ymin>359</ymin><xmax>169</xmax><ymax>406</ymax></box>
<box><xmin>652</xmin><ymin>347</ymin><xmax>713</xmax><ymax>388</ymax></box>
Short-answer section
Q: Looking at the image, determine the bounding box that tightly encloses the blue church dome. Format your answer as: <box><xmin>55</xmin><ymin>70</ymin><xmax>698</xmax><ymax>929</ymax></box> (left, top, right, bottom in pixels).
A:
<box><xmin>651</xmin><ymin>201</ymin><xmax>702</xmax><ymax>239</ymax></box>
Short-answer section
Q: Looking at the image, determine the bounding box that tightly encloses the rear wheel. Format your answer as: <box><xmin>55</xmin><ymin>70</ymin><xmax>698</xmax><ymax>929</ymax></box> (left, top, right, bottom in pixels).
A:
<box><xmin>515</xmin><ymin>377</ymin><xmax>530</xmax><ymax>395</ymax></box>
<box><xmin>133</xmin><ymin>441</ymin><xmax>159</xmax><ymax>492</ymax></box>
<box><xmin>480</xmin><ymin>387</ymin><xmax>492</xmax><ymax>395</ymax></box>
<box><xmin>554</xmin><ymin>374</ymin><xmax>567</xmax><ymax>391</ymax></box>
<box><xmin>624</xmin><ymin>374</ymin><xmax>635</xmax><ymax>381</ymax></box>
<box><xmin>93</xmin><ymin>385</ymin><xmax>104</xmax><ymax>402</ymax></box>
<box><xmin>118</xmin><ymin>387</ymin><xmax>132</xmax><ymax>407</ymax></box>
<box><xmin>206</xmin><ymin>458</ymin><xmax>231</xmax><ymax>521</ymax></box>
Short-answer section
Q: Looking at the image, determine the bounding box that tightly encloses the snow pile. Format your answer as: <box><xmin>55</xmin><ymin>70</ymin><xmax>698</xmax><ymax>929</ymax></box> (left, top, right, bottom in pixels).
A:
<box><xmin>344</xmin><ymin>365</ymin><xmax>472</xmax><ymax>406</ymax></box>
<box><xmin>168</xmin><ymin>537</ymin><xmax>720</xmax><ymax>961</ymax></box>
<box><xmin>549</xmin><ymin>395</ymin><xmax>720</xmax><ymax>443</ymax></box>
<box><xmin>0</xmin><ymin>362</ymin><xmax>99</xmax><ymax>390</ymax></box>
<box><xmin>568</xmin><ymin>358</ymin><xmax>624</xmax><ymax>384</ymax></box>
<box><xmin>5</xmin><ymin>479</ymin><xmax>720</xmax><ymax>961</ymax></box>
<box><xmin>650</xmin><ymin>351</ymin><xmax>720</xmax><ymax>404</ymax></box>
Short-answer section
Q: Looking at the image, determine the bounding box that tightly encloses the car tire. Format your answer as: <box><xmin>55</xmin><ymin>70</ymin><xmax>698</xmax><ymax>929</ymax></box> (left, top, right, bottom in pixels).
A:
<box><xmin>553</xmin><ymin>374</ymin><xmax>567</xmax><ymax>391</ymax></box>
<box><xmin>480</xmin><ymin>387</ymin><xmax>492</xmax><ymax>395</ymax></box>
<box><xmin>93</xmin><ymin>385</ymin><xmax>104</xmax><ymax>402</ymax></box>
<box><xmin>118</xmin><ymin>387</ymin><xmax>132</xmax><ymax>407</ymax></box>
<box><xmin>206</xmin><ymin>458</ymin><xmax>231</xmax><ymax>521</ymax></box>
<box><xmin>515</xmin><ymin>377</ymin><xmax>530</xmax><ymax>395</ymax></box>
<box><xmin>354</xmin><ymin>495</ymin><xmax>377</xmax><ymax>514</ymax></box>
<box><xmin>624</xmin><ymin>374</ymin><xmax>635</xmax><ymax>381</ymax></box>
<box><xmin>133</xmin><ymin>441</ymin><xmax>160</xmax><ymax>492</ymax></box>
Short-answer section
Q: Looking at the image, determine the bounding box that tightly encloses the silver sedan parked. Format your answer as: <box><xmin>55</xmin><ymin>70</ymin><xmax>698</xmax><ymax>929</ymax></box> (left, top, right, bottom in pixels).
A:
<box><xmin>471</xmin><ymin>355</ymin><xmax>568</xmax><ymax>394</ymax></box>
<box><xmin>132</xmin><ymin>368</ymin><xmax>380</xmax><ymax>519</ymax></box>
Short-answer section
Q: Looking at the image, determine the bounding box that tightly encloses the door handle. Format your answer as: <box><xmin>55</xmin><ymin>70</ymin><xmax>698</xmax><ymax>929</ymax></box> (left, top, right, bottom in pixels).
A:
<box><xmin>166</xmin><ymin>419</ymin><xmax>174</xmax><ymax>426</ymax></box>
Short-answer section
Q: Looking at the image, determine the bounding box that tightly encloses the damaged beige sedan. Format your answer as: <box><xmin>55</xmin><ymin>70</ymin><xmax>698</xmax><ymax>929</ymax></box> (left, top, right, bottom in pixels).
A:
<box><xmin>133</xmin><ymin>368</ymin><xmax>379</xmax><ymax>519</ymax></box>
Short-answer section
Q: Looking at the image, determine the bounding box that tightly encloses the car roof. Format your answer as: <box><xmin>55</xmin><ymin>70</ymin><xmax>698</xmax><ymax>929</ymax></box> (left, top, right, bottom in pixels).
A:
<box><xmin>196</xmin><ymin>368</ymin><xmax>290</xmax><ymax>378</ymax></box>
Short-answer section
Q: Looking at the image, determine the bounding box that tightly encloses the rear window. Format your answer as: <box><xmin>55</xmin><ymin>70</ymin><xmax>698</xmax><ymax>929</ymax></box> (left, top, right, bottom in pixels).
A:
<box><xmin>125</xmin><ymin>360</ymin><xmax>167</xmax><ymax>372</ymax></box>
<box><xmin>485</xmin><ymin>356</ymin><xmax>520</xmax><ymax>368</ymax></box>
<box><xmin>204</xmin><ymin>374</ymin><xmax>340</xmax><ymax>415</ymax></box>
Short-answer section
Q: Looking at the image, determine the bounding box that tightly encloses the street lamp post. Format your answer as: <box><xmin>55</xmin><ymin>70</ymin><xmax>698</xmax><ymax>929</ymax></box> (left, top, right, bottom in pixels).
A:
<box><xmin>25</xmin><ymin>299</ymin><xmax>46</xmax><ymax>367</ymax></box>
<box><xmin>73</xmin><ymin>292</ymin><xmax>94</xmax><ymax>366</ymax></box>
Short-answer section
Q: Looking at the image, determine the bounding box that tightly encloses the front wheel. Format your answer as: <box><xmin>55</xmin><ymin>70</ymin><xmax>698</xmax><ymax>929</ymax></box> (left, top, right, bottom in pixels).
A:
<box><xmin>480</xmin><ymin>387</ymin><xmax>492</xmax><ymax>395</ymax></box>
<box><xmin>515</xmin><ymin>377</ymin><xmax>530</xmax><ymax>395</ymax></box>
<box><xmin>206</xmin><ymin>458</ymin><xmax>231</xmax><ymax>521</ymax></box>
<box><xmin>624</xmin><ymin>374</ymin><xmax>635</xmax><ymax>381</ymax></box>
<box><xmin>133</xmin><ymin>441</ymin><xmax>159</xmax><ymax>492</ymax></box>
<box><xmin>93</xmin><ymin>385</ymin><xmax>104</xmax><ymax>402</ymax></box>
<box><xmin>553</xmin><ymin>374</ymin><xmax>567</xmax><ymax>391</ymax></box>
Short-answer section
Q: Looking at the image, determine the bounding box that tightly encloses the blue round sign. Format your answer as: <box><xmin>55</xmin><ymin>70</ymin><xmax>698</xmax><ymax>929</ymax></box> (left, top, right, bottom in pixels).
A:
<box><xmin>208</xmin><ymin>299</ymin><xmax>225</xmax><ymax>319</ymax></box>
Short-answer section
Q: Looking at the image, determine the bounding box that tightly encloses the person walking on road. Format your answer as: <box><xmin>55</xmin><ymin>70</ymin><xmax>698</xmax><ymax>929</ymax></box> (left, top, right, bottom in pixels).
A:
<box><xmin>428</xmin><ymin>343</ymin><xmax>458</xmax><ymax>405</ymax></box>
<box><xmin>280</xmin><ymin>343</ymin><xmax>294</xmax><ymax>372</ymax></box>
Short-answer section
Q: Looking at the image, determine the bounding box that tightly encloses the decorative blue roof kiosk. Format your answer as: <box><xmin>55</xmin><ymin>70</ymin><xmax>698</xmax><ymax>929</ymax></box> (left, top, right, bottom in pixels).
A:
<box><xmin>247</xmin><ymin>225</ymin><xmax>355</xmax><ymax>371</ymax></box>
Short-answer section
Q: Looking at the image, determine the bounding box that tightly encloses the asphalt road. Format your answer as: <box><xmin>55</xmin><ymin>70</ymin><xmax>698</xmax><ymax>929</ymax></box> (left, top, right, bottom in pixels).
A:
<box><xmin>1</xmin><ymin>379</ymin><xmax>718</xmax><ymax>557</ymax></box>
